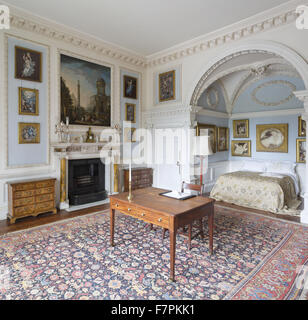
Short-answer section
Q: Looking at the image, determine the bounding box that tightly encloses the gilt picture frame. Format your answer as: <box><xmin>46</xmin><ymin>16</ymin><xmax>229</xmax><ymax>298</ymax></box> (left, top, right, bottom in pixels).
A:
<box><xmin>233</xmin><ymin>119</ymin><xmax>249</xmax><ymax>138</ymax></box>
<box><xmin>15</xmin><ymin>46</ymin><xmax>42</xmax><ymax>82</ymax></box>
<box><xmin>125</xmin><ymin>103</ymin><xmax>136</xmax><ymax>123</ymax></box>
<box><xmin>296</xmin><ymin>138</ymin><xmax>306</xmax><ymax>163</ymax></box>
<box><xmin>123</xmin><ymin>75</ymin><xmax>137</xmax><ymax>99</ymax></box>
<box><xmin>196</xmin><ymin>123</ymin><xmax>217</xmax><ymax>153</ymax></box>
<box><xmin>217</xmin><ymin>127</ymin><xmax>229</xmax><ymax>152</ymax></box>
<box><xmin>18</xmin><ymin>122</ymin><xmax>40</xmax><ymax>144</ymax></box>
<box><xmin>159</xmin><ymin>70</ymin><xmax>175</xmax><ymax>102</ymax></box>
<box><xmin>231</xmin><ymin>140</ymin><xmax>251</xmax><ymax>157</ymax></box>
<box><xmin>18</xmin><ymin>87</ymin><xmax>39</xmax><ymax>116</ymax></box>
<box><xmin>298</xmin><ymin>116</ymin><xmax>306</xmax><ymax>137</ymax></box>
<box><xmin>256</xmin><ymin>124</ymin><xmax>288</xmax><ymax>153</ymax></box>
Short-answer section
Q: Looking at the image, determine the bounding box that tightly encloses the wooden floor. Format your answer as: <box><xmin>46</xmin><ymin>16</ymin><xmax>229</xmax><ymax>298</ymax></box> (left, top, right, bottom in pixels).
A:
<box><xmin>0</xmin><ymin>204</ymin><xmax>109</xmax><ymax>236</ymax></box>
<box><xmin>0</xmin><ymin>197</ymin><xmax>302</xmax><ymax>236</ymax></box>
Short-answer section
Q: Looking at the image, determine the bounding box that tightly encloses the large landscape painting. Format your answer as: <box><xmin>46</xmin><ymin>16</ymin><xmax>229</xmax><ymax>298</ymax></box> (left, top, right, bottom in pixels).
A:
<box><xmin>60</xmin><ymin>54</ymin><xmax>111</xmax><ymax>126</ymax></box>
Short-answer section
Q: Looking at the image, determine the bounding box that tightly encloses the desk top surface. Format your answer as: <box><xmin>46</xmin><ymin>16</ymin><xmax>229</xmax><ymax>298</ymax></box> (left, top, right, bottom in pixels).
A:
<box><xmin>109</xmin><ymin>187</ymin><xmax>214</xmax><ymax>216</ymax></box>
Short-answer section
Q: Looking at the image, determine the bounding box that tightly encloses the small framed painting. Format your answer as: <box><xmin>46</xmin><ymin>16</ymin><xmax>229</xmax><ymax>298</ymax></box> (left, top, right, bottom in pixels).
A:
<box><xmin>19</xmin><ymin>87</ymin><xmax>39</xmax><ymax>116</ymax></box>
<box><xmin>15</xmin><ymin>46</ymin><xmax>42</xmax><ymax>82</ymax></box>
<box><xmin>296</xmin><ymin>138</ymin><xmax>306</xmax><ymax>163</ymax></box>
<box><xmin>231</xmin><ymin>140</ymin><xmax>251</xmax><ymax>157</ymax></box>
<box><xmin>256</xmin><ymin>124</ymin><xmax>288</xmax><ymax>153</ymax></box>
<box><xmin>159</xmin><ymin>70</ymin><xmax>175</xmax><ymax>102</ymax></box>
<box><xmin>124</xmin><ymin>75</ymin><xmax>137</xmax><ymax>99</ymax></box>
<box><xmin>217</xmin><ymin>127</ymin><xmax>229</xmax><ymax>152</ymax></box>
<box><xmin>298</xmin><ymin>116</ymin><xmax>306</xmax><ymax>137</ymax></box>
<box><xmin>124</xmin><ymin>127</ymin><xmax>136</xmax><ymax>143</ymax></box>
<box><xmin>125</xmin><ymin>103</ymin><xmax>136</xmax><ymax>123</ymax></box>
<box><xmin>233</xmin><ymin>119</ymin><xmax>249</xmax><ymax>138</ymax></box>
<box><xmin>18</xmin><ymin>123</ymin><xmax>40</xmax><ymax>144</ymax></box>
<box><xmin>196</xmin><ymin>123</ymin><xmax>217</xmax><ymax>153</ymax></box>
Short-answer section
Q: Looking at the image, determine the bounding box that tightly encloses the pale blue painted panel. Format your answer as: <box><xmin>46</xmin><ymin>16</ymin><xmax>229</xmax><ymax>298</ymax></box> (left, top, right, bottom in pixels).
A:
<box><xmin>8</xmin><ymin>37</ymin><xmax>48</xmax><ymax>167</ymax></box>
<box><xmin>229</xmin><ymin>114</ymin><xmax>300</xmax><ymax>163</ymax></box>
<box><xmin>197</xmin><ymin>82</ymin><xmax>227</xmax><ymax>113</ymax></box>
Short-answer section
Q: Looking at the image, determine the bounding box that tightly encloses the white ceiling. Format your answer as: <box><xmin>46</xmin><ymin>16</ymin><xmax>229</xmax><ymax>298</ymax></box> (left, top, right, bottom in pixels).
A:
<box><xmin>4</xmin><ymin>0</ymin><xmax>291</xmax><ymax>55</ymax></box>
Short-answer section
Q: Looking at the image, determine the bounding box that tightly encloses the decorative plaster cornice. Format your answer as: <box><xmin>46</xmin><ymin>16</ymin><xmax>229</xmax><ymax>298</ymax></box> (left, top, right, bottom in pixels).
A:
<box><xmin>146</xmin><ymin>8</ymin><xmax>298</xmax><ymax>67</ymax></box>
<box><xmin>9</xmin><ymin>13</ymin><xmax>147</xmax><ymax>68</ymax></box>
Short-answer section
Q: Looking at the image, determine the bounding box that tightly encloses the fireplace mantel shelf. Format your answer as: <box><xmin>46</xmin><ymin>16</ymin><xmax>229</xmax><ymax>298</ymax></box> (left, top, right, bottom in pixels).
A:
<box><xmin>51</xmin><ymin>142</ymin><xmax>112</xmax><ymax>159</ymax></box>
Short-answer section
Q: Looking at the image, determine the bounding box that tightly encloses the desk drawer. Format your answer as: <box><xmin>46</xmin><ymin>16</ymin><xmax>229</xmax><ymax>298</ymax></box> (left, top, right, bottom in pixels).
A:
<box><xmin>36</xmin><ymin>187</ymin><xmax>54</xmax><ymax>195</ymax></box>
<box><xmin>35</xmin><ymin>201</ymin><xmax>54</xmax><ymax>212</ymax></box>
<box><xmin>111</xmin><ymin>200</ymin><xmax>169</xmax><ymax>228</ymax></box>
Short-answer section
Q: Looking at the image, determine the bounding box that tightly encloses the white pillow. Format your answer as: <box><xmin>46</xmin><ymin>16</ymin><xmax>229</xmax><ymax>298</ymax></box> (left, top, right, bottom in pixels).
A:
<box><xmin>242</xmin><ymin>160</ymin><xmax>267</xmax><ymax>172</ymax></box>
<box><xmin>266</xmin><ymin>161</ymin><xmax>296</xmax><ymax>176</ymax></box>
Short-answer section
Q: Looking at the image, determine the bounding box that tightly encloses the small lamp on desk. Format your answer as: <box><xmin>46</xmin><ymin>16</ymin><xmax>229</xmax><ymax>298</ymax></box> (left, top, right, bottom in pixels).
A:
<box><xmin>194</xmin><ymin>133</ymin><xmax>213</xmax><ymax>192</ymax></box>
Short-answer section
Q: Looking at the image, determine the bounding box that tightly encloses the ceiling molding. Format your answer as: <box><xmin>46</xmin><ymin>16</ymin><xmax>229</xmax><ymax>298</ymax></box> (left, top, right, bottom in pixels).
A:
<box><xmin>9</xmin><ymin>12</ymin><xmax>147</xmax><ymax>68</ymax></box>
<box><xmin>146</xmin><ymin>7</ymin><xmax>298</xmax><ymax>67</ymax></box>
<box><xmin>230</xmin><ymin>107</ymin><xmax>303</xmax><ymax>119</ymax></box>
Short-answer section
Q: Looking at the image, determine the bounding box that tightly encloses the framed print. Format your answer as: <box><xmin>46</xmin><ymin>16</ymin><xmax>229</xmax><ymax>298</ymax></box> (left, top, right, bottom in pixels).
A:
<box><xmin>124</xmin><ymin>127</ymin><xmax>136</xmax><ymax>143</ymax></box>
<box><xmin>15</xmin><ymin>46</ymin><xmax>42</xmax><ymax>82</ymax></box>
<box><xmin>125</xmin><ymin>103</ymin><xmax>136</xmax><ymax>123</ymax></box>
<box><xmin>18</xmin><ymin>123</ymin><xmax>40</xmax><ymax>144</ymax></box>
<box><xmin>217</xmin><ymin>127</ymin><xmax>229</xmax><ymax>152</ymax></box>
<box><xmin>298</xmin><ymin>116</ymin><xmax>306</xmax><ymax>137</ymax></box>
<box><xmin>233</xmin><ymin>119</ymin><xmax>249</xmax><ymax>138</ymax></box>
<box><xmin>296</xmin><ymin>138</ymin><xmax>306</xmax><ymax>163</ymax></box>
<box><xmin>256</xmin><ymin>124</ymin><xmax>288</xmax><ymax>153</ymax></box>
<box><xmin>60</xmin><ymin>54</ymin><xmax>111</xmax><ymax>126</ymax></box>
<box><xmin>196</xmin><ymin>123</ymin><xmax>217</xmax><ymax>153</ymax></box>
<box><xmin>231</xmin><ymin>140</ymin><xmax>251</xmax><ymax>157</ymax></box>
<box><xmin>19</xmin><ymin>87</ymin><xmax>39</xmax><ymax>116</ymax></box>
<box><xmin>159</xmin><ymin>70</ymin><xmax>175</xmax><ymax>102</ymax></box>
<box><xmin>123</xmin><ymin>75</ymin><xmax>137</xmax><ymax>99</ymax></box>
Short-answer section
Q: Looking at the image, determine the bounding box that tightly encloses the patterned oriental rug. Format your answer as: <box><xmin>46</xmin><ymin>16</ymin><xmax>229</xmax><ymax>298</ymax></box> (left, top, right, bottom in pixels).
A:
<box><xmin>0</xmin><ymin>206</ymin><xmax>307</xmax><ymax>300</ymax></box>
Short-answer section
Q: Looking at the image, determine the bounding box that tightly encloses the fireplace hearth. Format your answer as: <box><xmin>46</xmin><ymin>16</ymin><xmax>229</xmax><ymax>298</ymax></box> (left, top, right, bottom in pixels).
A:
<box><xmin>68</xmin><ymin>158</ymin><xmax>107</xmax><ymax>206</ymax></box>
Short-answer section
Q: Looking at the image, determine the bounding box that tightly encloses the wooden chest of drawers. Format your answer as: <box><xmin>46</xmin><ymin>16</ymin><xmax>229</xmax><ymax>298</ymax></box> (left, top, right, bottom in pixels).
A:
<box><xmin>124</xmin><ymin>168</ymin><xmax>153</xmax><ymax>192</ymax></box>
<box><xmin>8</xmin><ymin>178</ymin><xmax>57</xmax><ymax>224</ymax></box>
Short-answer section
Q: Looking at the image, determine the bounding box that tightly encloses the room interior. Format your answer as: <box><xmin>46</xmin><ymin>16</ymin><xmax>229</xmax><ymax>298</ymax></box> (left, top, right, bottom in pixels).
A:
<box><xmin>0</xmin><ymin>0</ymin><xmax>307</xmax><ymax>301</ymax></box>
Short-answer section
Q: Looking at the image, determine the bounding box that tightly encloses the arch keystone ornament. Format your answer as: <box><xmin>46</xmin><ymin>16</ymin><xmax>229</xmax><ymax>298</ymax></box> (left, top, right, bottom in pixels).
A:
<box><xmin>294</xmin><ymin>90</ymin><xmax>308</xmax><ymax>224</ymax></box>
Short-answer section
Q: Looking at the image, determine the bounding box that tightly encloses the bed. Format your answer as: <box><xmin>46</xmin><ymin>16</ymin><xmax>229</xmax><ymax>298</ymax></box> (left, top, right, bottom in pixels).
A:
<box><xmin>210</xmin><ymin>160</ymin><xmax>301</xmax><ymax>216</ymax></box>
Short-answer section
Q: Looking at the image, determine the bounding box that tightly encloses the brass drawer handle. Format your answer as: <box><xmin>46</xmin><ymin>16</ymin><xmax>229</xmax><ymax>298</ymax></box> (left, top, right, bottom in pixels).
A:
<box><xmin>158</xmin><ymin>218</ymin><xmax>162</xmax><ymax>222</ymax></box>
<box><xmin>115</xmin><ymin>204</ymin><xmax>119</xmax><ymax>208</ymax></box>
<box><xmin>141</xmin><ymin>213</ymin><xmax>146</xmax><ymax>217</ymax></box>
<box><xmin>128</xmin><ymin>208</ymin><xmax>132</xmax><ymax>212</ymax></box>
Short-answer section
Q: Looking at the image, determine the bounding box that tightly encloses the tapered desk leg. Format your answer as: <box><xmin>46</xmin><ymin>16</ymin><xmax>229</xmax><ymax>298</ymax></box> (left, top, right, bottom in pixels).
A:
<box><xmin>208</xmin><ymin>209</ymin><xmax>214</xmax><ymax>255</ymax></box>
<box><xmin>169</xmin><ymin>218</ymin><xmax>176</xmax><ymax>282</ymax></box>
<box><xmin>110</xmin><ymin>208</ymin><xmax>115</xmax><ymax>247</ymax></box>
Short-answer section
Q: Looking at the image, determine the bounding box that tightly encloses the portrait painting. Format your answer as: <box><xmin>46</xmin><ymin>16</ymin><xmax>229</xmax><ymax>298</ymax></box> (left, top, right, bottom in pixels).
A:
<box><xmin>15</xmin><ymin>46</ymin><xmax>42</xmax><ymax>82</ymax></box>
<box><xmin>124</xmin><ymin>75</ymin><xmax>137</xmax><ymax>99</ymax></box>
<box><xmin>159</xmin><ymin>70</ymin><xmax>175</xmax><ymax>102</ymax></box>
<box><xmin>233</xmin><ymin>119</ymin><xmax>249</xmax><ymax>138</ymax></box>
<box><xmin>125</xmin><ymin>103</ymin><xmax>136</xmax><ymax>123</ymax></box>
<box><xmin>299</xmin><ymin>116</ymin><xmax>306</xmax><ymax>137</ymax></box>
<box><xmin>124</xmin><ymin>127</ymin><xmax>136</xmax><ymax>143</ymax></box>
<box><xmin>256</xmin><ymin>124</ymin><xmax>288</xmax><ymax>153</ymax></box>
<box><xmin>60</xmin><ymin>54</ymin><xmax>111</xmax><ymax>126</ymax></box>
<box><xmin>297</xmin><ymin>139</ymin><xmax>306</xmax><ymax>163</ymax></box>
<box><xmin>217</xmin><ymin>127</ymin><xmax>229</xmax><ymax>152</ymax></box>
<box><xmin>231</xmin><ymin>140</ymin><xmax>251</xmax><ymax>157</ymax></box>
<box><xmin>196</xmin><ymin>123</ymin><xmax>217</xmax><ymax>153</ymax></box>
<box><xmin>19</xmin><ymin>87</ymin><xmax>39</xmax><ymax>116</ymax></box>
<box><xmin>18</xmin><ymin>123</ymin><xmax>40</xmax><ymax>144</ymax></box>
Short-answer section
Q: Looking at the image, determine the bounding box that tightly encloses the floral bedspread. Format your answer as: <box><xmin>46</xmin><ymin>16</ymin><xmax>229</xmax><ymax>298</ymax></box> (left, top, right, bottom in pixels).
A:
<box><xmin>210</xmin><ymin>171</ymin><xmax>301</xmax><ymax>214</ymax></box>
